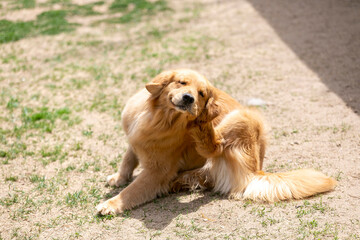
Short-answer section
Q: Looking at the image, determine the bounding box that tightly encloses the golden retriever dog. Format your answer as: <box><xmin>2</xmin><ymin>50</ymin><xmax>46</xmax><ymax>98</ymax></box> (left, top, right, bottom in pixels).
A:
<box><xmin>96</xmin><ymin>69</ymin><xmax>337</xmax><ymax>215</ymax></box>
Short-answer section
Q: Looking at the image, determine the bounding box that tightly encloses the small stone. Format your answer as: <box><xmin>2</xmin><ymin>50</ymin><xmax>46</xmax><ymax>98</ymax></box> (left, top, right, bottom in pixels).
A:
<box><xmin>247</xmin><ymin>98</ymin><xmax>267</xmax><ymax>107</ymax></box>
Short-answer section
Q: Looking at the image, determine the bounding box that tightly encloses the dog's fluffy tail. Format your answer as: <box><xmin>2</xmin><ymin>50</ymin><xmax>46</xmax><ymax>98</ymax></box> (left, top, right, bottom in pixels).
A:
<box><xmin>241</xmin><ymin>169</ymin><xmax>337</xmax><ymax>202</ymax></box>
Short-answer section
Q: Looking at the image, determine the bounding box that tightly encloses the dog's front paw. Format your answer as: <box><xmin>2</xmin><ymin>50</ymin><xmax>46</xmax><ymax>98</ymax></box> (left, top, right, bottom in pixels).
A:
<box><xmin>106</xmin><ymin>173</ymin><xmax>127</xmax><ymax>187</ymax></box>
<box><xmin>96</xmin><ymin>197</ymin><xmax>124</xmax><ymax>215</ymax></box>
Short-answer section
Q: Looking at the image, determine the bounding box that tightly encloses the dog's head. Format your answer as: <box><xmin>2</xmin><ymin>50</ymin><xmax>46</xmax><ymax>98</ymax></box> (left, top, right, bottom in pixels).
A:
<box><xmin>146</xmin><ymin>69</ymin><xmax>220</xmax><ymax>123</ymax></box>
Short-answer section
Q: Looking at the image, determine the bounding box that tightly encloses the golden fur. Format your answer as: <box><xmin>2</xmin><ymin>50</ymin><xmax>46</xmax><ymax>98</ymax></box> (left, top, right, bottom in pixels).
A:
<box><xmin>96</xmin><ymin>69</ymin><xmax>337</xmax><ymax>215</ymax></box>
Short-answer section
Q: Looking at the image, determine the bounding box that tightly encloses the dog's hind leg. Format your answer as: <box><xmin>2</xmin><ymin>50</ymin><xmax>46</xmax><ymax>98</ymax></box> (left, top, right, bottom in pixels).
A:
<box><xmin>188</xmin><ymin>109</ymin><xmax>267</xmax><ymax>198</ymax></box>
<box><xmin>171</xmin><ymin>167</ymin><xmax>214</xmax><ymax>192</ymax></box>
<box><xmin>107</xmin><ymin>147</ymin><xmax>138</xmax><ymax>187</ymax></box>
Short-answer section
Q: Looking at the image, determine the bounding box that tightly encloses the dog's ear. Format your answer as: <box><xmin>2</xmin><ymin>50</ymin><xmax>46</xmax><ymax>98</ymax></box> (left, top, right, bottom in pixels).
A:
<box><xmin>146</xmin><ymin>71</ymin><xmax>175</xmax><ymax>96</ymax></box>
<box><xmin>196</xmin><ymin>93</ymin><xmax>220</xmax><ymax>124</ymax></box>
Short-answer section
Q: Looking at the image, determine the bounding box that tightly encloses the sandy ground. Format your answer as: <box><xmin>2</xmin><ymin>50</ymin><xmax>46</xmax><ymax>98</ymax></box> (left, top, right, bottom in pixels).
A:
<box><xmin>0</xmin><ymin>0</ymin><xmax>359</xmax><ymax>239</ymax></box>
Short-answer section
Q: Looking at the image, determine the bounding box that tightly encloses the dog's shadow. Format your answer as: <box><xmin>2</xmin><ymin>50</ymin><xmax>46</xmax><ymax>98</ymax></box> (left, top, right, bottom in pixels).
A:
<box><xmin>102</xmin><ymin>186</ymin><xmax>223</xmax><ymax>230</ymax></box>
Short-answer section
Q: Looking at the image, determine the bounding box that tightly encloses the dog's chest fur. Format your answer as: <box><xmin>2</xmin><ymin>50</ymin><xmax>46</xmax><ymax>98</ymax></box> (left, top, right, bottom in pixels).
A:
<box><xmin>121</xmin><ymin>89</ymin><xmax>191</xmax><ymax>166</ymax></box>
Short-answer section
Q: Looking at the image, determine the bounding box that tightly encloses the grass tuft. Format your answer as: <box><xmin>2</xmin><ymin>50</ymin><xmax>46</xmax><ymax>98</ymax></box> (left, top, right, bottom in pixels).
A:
<box><xmin>11</xmin><ymin>0</ymin><xmax>36</xmax><ymax>9</ymax></box>
<box><xmin>0</xmin><ymin>20</ymin><xmax>34</xmax><ymax>43</ymax></box>
<box><xmin>67</xmin><ymin>1</ymin><xmax>105</xmax><ymax>16</ymax></box>
<box><xmin>104</xmin><ymin>0</ymin><xmax>169</xmax><ymax>24</ymax></box>
<box><xmin>0</xmin><ymin>194</ymin><xmax>19</xmax><ymax>207</ymax></box>
<box><xmin>29</xmin><ymin>174</ymin><xmax>45</xmax><ymax>183</ymax></box>
<box><xmin>6</xmin><ymin>97</ymin><xmax>20</xmax><ymax>111</ymax></box>
<box><xmin>0</xmin><ymin>10</ymin><xmax>77</xmax><ymax>43</ymax></box>
<box><xmin>35</xmin><ymin>10</ymin><xmax>77</xmax><ymax>35</ymax></box>
<box><xmin>65</xmin><ymin>190</ymin><xmax>88</xmax><ymax>207</ymax></box>
<box><xmin>16</xmin><ymin>106</ymin><xmax>71</xmax><ymax>135</ymax></box>
<box><xmin>5</xmin><ymin>176</ymin><xmax>18</xmax><ymax>182</ymax></box>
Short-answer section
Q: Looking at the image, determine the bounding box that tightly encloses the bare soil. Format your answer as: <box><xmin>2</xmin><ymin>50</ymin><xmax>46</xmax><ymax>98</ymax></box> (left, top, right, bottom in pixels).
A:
<box><xmin>0</xmin><ymin>0</ymin><xmax>359</xmax><ymax>239</ymax></box>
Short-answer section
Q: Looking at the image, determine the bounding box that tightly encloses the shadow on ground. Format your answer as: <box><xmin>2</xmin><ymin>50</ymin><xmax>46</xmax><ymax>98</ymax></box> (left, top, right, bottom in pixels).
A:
<box><xmin>102</xmin><ymin>188</ymin><xmax>219</xmax><ymax>230</ymax></box>
<box><xmin>131</xmin><ymin>192</ymin><xmax>218</xmax><ymax>230</ymax></box>
<box><xmin>248</xmin><ymin>0</ymin><xmax>360</xmax><ymax>114</ymax></box>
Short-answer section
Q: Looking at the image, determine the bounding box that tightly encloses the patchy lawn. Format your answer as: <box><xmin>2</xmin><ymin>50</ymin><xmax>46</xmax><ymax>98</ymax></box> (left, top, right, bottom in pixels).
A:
<box><xmin>0</xmin><ymin>0</ymin><xmax>359</xmax><ymax>239</ymax></box>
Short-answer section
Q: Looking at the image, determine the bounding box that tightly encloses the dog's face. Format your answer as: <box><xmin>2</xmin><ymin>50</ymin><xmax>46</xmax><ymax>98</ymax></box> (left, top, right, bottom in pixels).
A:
<box><xmin>146</xmin><ymin>69</ymin><xmax>220</xmax><ymax>122</ymax></box>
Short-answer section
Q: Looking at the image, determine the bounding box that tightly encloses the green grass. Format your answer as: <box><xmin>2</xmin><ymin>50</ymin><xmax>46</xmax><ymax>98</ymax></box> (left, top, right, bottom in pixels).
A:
<box><xmin>16</xmin><ymin>106</ymin><xmax>71</xmax><ymax>135</ymax></box>
<box><xmin>65</xmin><ymin>165</ymin><xmax>76</xmax><ymax>171</ymax></box>
<box><xmin>79</xmin><ymin>162</ymin><xmax>90</xmax><ymax>172</ymax></box>
<box><xmin>36</xmin><ymin>10</ymin><xmax>76</xmax><ymax>35</ymax></box>
<box><xmin>82</xmin><ymin>128</ymin><xmax>93</xmax><ymax>137</ymax></box>
<box><xmin>110</xmin><ymin>0</ymin><xmax>168</xmax><ymax>13</ymax></box>
<box><xmin>6</xmin><ymin>97</ymin><xmax>20</xmax><ymax>111</ymax></box>
<box><xmin>261</xmin><ymin>217</ymin><xmax>278</xmax><ymax>227</ymax></box>
<box><xmin>0</xmin><ymin>141</ymin><xmax>29</xmax><ymax>161</ymax></box>
<box><xmin>295</xmin><ymin>198</ymin><xmax>330</xmax><ymax>220</ymax></box>
<box><xmin>40</xmin><ymin>145</ymin><xmax>62</xmax><ymax>158</ymax></box>
<box><xmin>174</xmin><ymin>217</ymin><xmax>203</xmax><ymax>239</ymax></box>
<box><xmin>40</xmin><ymin>0</ymin><xmax>104</xmax><ymax>16</ymax></box>
<box><xmin>11</xmin><ymin>0</ymin><xmax>36</xmax><ymax>9</ymax></box>
<box><xmin>69</xmin><ymin>78</ymin><xmax>90</xmax><ymax>89</ymax></box>
<box><xmin>0</xmin><ymin>105</ymin><xmax>76</xmax><ymax>162</ymax></box>
<box><xmin>66</xmin><ymin>1</ymin><xmax>105</xmax><ymax>16</ymax></box>
<box><xmin>0</xmin><ymin>194</ymin><xmax>19</xmax><ymax>207</ymax></box>
<box><xmin>64</xmin><ymin>187</ymin><xmax>103</xmax><ymax>208</ymax></box>
<box><xmin>0</xmin><ymin>10</ymin><xmax>77</xmax><ymax>43</ymax></box>
<box><xmin>103</xmin><ymin>0</ymin><xmax>169</xmax><ymax>24</ymax></box>
<box><xmin>89</xmin><ymin>92</ymin><xmax>123</xmax><ymax>113</ymax></box>
<box><xmin>72</xmin><ymin>141</ymin><xmax>83</xmax><ymax>151</ymax></box>
<box><xmin>5</xmin><ymin>176</ymin><xmax>19</xmax><ymax>182</ymax></box>
<box><xmin>0</xmin><ymin>20</ymin><xmax>34</xmax><ymax>43</ymax></box>
<box><xmin>29</xmin><ymin>174</ymin><xmax>45</xmax><ymax>183</ymax></box>
<box><xmin>65</xmin><ymin>190</ymin><xmax>88</xmax><ymax>207</ymax></box>
<box><xmin>1</xmin><ymin>0</ymin><xmax>169</xmax><ymax>43</ymax></box>
<box><xmin>297</xmin><ymin>219</ymin><xmax>339</xmax><ymax>240</ymax></box>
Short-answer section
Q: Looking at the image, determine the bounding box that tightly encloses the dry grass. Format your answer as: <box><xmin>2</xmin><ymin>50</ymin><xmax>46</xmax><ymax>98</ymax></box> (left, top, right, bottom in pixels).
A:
<box><xmin>0</xmin><ymin>0</ymin><xmax>359</xmax><ymax>239</ymax></box>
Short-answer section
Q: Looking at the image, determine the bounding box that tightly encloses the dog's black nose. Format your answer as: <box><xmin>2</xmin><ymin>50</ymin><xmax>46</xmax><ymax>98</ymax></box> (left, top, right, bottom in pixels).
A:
<box><xmin>182</xmin><ymin>93</ymin><xmax>194</xmax><ymax>104</ymax></box>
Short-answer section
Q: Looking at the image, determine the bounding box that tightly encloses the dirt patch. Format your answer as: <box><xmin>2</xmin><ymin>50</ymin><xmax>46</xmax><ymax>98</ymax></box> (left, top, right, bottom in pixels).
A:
<box><xmin>0</xmin><ymin>0</ymin><xmax>359</xmax><ymax>239</ymax></box>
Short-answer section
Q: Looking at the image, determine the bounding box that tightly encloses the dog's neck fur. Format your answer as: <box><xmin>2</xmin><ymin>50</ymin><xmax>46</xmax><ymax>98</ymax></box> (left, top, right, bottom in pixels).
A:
<box><xmin>125</xmin><ymin>98</ymin><xmax>191</xmax><ymax>152</ymax></box>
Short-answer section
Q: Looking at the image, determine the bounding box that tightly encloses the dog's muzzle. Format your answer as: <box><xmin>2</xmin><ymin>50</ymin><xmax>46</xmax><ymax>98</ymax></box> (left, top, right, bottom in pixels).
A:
<box><xmin>172</xmin><ymin>93</ymin><xmax>195</xmax><ymax>112</ymax></box>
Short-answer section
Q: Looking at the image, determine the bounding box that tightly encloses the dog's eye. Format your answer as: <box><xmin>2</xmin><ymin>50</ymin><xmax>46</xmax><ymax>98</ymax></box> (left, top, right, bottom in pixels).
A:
<box><xmin>179</xmin><ymin>81</ymin><xmax>186</xmax><ymax>85</ymax></box>
<box><xmin>198</xmin><ymin>91</ymin><xmax>204</xmax><ymax>97</ymax></box>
